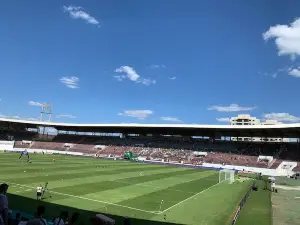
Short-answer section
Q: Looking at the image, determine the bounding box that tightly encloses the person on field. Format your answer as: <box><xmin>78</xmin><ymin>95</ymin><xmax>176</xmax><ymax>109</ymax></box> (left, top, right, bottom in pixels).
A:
<box><xmin>36</xmin><ymin>185</ymin><xmax>43</xmax><ymax>201</ymax></box>
<box><xmin>19</xmin><ymin>150</ymin><xmax>30</xmax><ymax>162</ymax></box>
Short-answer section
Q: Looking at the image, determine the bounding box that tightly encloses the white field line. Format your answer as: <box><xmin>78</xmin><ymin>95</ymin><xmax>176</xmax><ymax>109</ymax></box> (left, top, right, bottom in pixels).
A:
<box><xmin>160</xmin><ymin>181</ymin><xmax>224</xmax><ymax>214</ymax></box>
<box><xmin>1</xmin><ymin>181</ymin><xmax>160</xmax><ymax>215</ymax></box>
<box><xmin>2</xmin><ymin>177</ymin><xmax>220</xmax><ymax>215</ymax></box>
<box><xmin>15</xmin><ymin>188</ymin><xmax>32</xmax><ymax>193</ymax></box>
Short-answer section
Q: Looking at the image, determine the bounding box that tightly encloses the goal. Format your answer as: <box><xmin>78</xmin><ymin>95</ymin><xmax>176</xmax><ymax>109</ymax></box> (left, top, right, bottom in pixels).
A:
<box><xmin>219</xmin><ymin>169</ymin><xmax>235</xmax><ymax>184</ymax></box>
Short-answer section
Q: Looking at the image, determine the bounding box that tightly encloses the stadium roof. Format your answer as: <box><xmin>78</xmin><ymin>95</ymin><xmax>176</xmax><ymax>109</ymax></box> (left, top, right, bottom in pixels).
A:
<box><xmin>1</xmin><ymin>118</ymin><xmax>300</xmax><ymax>138</ymax></box>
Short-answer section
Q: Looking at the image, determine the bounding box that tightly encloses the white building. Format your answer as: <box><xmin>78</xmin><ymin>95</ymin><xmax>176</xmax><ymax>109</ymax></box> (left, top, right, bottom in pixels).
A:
<box><xmin>230</xmin><ymin>114</ymin><xmax>260</xmax><ymax>126</ymax></box>
<box><xmin>230</xmin><ymin>114</ymin><xmax>289</xmax><ymax>142</ymax></box>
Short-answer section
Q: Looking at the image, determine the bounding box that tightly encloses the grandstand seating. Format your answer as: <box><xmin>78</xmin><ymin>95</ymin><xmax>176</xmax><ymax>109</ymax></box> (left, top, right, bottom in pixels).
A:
<box><xmin>3</xmin><ymin>132</ymin><xmax>300</xmax><ymax>169</ymax></box>
<box><xmin>292</xmin><ymin>163</ymin><xmax>300</xmax><ymax>172</ymax></box>
<box><xmin>14</xmin><ymin>141</ymin><xmax>28</xmax><ymax>148</ymax></box>
<box><xmin>269</xmin><ymin>159</ymin><xmax>283</xmax><ymax>169</ymax></box>
<box><xmin>30</xmin><ymin>141</ymin><xmax>69</xmax><ymax>151</ymax></box>
<box><xmin>69</xmin><ymin>144</ymin><xmax>98</xmax><ymax>154</ymax></box>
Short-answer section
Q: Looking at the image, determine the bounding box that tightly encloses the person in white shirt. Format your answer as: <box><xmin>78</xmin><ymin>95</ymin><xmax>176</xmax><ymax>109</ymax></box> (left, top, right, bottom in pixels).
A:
<box><xmin>0</xmin><ymin>184</ymin><xmax>9</xmax><ymax>225</ymax></box>
<box><xmin>271</xmin><ymin>181</ymin><xmax>276</xmax><ymax>192</ymax></box>
<box><xmin>36</xmin><ymin>185</ymin><xmax>42</xmax><ymax>201</ymax></box>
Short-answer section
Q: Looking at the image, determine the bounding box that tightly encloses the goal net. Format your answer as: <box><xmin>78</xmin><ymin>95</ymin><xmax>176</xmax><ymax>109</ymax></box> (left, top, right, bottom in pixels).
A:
<box><xmin>219</xmin><ymin>169</ymin><xmax>235</xmax><ymax>184</ymax></box>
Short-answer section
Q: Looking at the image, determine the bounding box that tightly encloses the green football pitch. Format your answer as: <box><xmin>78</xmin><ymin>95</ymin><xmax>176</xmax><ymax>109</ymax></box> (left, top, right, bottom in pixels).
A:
<box><xmin>0</xmin><ymin>153</ymin><xmax>253</xmax><ymax>225</ymax></box>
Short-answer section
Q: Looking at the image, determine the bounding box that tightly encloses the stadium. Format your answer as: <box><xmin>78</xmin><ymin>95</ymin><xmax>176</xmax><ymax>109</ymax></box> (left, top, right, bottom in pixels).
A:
<box><xmin>0</xmin><ymin>117</ymin><xmax>300</xmax><ymax>225</ymax></box>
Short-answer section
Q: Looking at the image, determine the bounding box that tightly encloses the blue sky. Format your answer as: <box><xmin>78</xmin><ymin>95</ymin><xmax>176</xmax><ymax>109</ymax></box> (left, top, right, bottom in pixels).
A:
<box><xmin>0</xmin><ymin>0</ymin><xmax>300</xmax><ymax>124</ymax></box>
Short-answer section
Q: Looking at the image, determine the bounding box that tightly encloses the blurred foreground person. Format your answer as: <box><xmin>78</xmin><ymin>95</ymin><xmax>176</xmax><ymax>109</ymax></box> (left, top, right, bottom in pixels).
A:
<box><xmin>0</xmin><ymin>183</ymin><xmax>9</xmax><ymax>225</ymax></box>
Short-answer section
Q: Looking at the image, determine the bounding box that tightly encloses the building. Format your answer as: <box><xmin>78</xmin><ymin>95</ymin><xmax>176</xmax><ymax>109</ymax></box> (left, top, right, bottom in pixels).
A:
<box><xmin>230</xmin><ymin>114</ymin><xmax>260</xmax><ymax>126</ymax></box>
<box><xmin>230</xmin><ymin>114</ymin><xmax>289</xmax><ymax>142</ymax></box>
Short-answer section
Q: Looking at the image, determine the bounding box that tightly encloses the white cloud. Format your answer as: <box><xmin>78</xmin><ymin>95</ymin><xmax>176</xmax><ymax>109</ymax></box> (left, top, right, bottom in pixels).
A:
<box><xmin>60</xmin><ymin>76</ymin><xmax>79</xmax><ymax>88</ymax></box>
<box><xmin>0</xmin><ymin>114</ymin><xmax>40</xmax><ymax>121</ymax></box>
<box><xmin>160</xmin><ymin>117</ymin><xmax>183</xmax><ymax>123</ymax></box>
<box><xmin>28</xmin><ymin>101</ymin><xmax>43</xmax><ymax>107</ymax></box>
<box><xmin>115</xmin><ymin>66</ymin><xmax>140</xmax><ymax>81</ymax></box>
<box><xmin>208</xmin><ymin>104</ymin><xmax>256</xmax><ymax>112</ymax></box>
<box><xmin>264</xmin><ymin>113</ymin><xmax>300</xmax><ymax>123</ymax></box>
<box><xmin>114</xmin><ymin>66</ymin><xmax>156</xmax><ymax>85</ymax></box>
<box><xmin>63</xmin><ymin>5</ymin><xmax>100</xmax><ymax>26</ymax></box>
<box><xmin>118</xmin><ymin>110</ymin><xmax>153</xmax><ymax>120</ymax></box>
<box><xmin>216</xmin><ymin>117</ymin><xmax>230</xmax><ymax>122</ymax></box>
<box><xmin>56</xmin><ymin>114</ymin><xmax>76</xmax><ymax>119</ymax></box>
<box><xmin>261</xmin><ymin>66</ymin><xmax>290</xmax><ymax>78</ymax></box>
<box><xmin>0</xmin><ymin>114</ymin><xmax>20</xmax><ymax>119</ymax></box>
<box><xmin>263</xmin><ymin>18</ymin><xmax>300</xmax><ymax>59</ymax></box>
<box><xmin>169</xmin><ymin>76</ymin><xmax>176</xmax><ymax>80</ymax></box>
<box><xmin>113</xmin><ymin>75</ymin><xmax>126</xmax><ymax>81</ymax></box>
<box><xmin>137</xmin><ymin>78</ymin><xmax>156</xmax><ymax>85</ymax></box>
<box><xmin>288</xmin><ymin>67</ymin><xmax>300</xmax><ymax>77</ymax></box>
<box><xmin>149</xmin><ymin>64</ymin><xmax>166</xmax><ymax>69</ymax></box>
<box><xmin>27</xmin><ymin>117</ymin><xmax>40</xmax><ymax>121</ymax></box>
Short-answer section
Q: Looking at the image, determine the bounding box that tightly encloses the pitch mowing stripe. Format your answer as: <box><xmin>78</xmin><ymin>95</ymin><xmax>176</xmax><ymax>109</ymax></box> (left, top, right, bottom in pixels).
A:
<box><xmin>0</xmin><ymin>157</ymin><xmax>136</xmax><ymax>169</ymax></box>
<box><xmin>4</xmin><ymin>168</ymin><xmax>189</xmax><ymax>206</ymax></box>
<box><xmin>0</xmin><ymin>158</ymin><xmax>94</xmax><ymax>166</ymax></box>
<box><xmin>77</xmin><ymin>171</ymin><xmax>217</xmax><ymax>205</ymax></box>
<box><xmin>161</xmin><ymin>180</ymin><xmax>223</xmax><ymax>214</ymax></box>
<box><xmin>49</xmin><ymin>169</ymin><xmax>204</xmax><ymax>197</ymax></box>
<box><xmin>0</xmin><ymin>164</ymin><xmax>152</xmax><ymax>179</ymax></box>
<box><xmin>1</xmin><ymin>164</ymin><xmax>170</xmax><ymax>182</ymax></box>
<box><xmin>112</xmin><ymin>170</ymin><xmax>216</xmax><ymax>194</ymax></box>
<box><xmin>0</xmin><ymin>162</ymin><xmax>144</xmax><ymax>173</ymax></box>
<box><xmin>117</xmin><ymin>173</ymin><xmax>219</xmax><ymax>211</ymax></box>
<box><xmin>0</xmin><ymin>155</ymin><xmax>134</xmax><ymax>164</ymax></box>
<box><xmin>2</xmin><ymin>181</ymin><xmax>160</xmax><ymax>214</ymax></box>
<box><xmin>29</xmin><ymin>167</ymin><xmax>188</xmax><ymax>189</ymax></box>
<box><xmin>0</xmin><ymin>154</ymin><xmax>122</xmax><ymax>165</ymax></box>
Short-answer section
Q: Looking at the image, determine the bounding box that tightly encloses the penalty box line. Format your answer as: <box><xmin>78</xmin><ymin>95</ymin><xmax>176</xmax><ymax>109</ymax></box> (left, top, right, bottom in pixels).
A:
<box><xmin>159</xmin><ymin>181</ymin><xmax>224</xmax><ymax>214</ymax></box>
<box><xmin>1</xmin><ymin>181</ymin><xmax>160</xmax><ymax>215</ymax></box>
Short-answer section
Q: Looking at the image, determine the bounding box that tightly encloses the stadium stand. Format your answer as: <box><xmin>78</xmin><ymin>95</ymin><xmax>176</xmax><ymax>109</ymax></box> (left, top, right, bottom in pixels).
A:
<box><xmin>4</xmin><ymin>132</ymin><xmax>298</xmax><ymax>169</ymax></box>
<box><xmin>30</xmin><ymin>141</ymin><xmax>69</xmax><ymax>151</ymax></box>
<box><xmin>69</xmin><ymin>144</ymin><xmax>98</xmax><ymax>154</ymax></box>
<box><xmin>1</xmin><ymin>118</ymin><xmax>300</xmax><ymax>171</ymax></box>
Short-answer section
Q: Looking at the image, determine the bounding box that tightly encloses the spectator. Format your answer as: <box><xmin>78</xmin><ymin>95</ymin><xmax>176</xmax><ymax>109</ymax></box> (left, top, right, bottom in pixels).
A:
<box><xmin>68</xmin><ymin>213</ymin><xmax>80</xmax><ymax>225</ymax></box>
<box><xmin>0</xmin><ymin>183</ymin><xmax>9</xmax><ymax>225</ymax></box>
<box><xmin>90</xmin><ymin>214</ymin><xmax>115</xmax><ymax>225</ymax></box>
<box><xmin>53</xmin><ymin>212</ymin><xmax>68</xmax><ymax>225</ymax></box>
<box><xmin>10</xmin><ymin>212</ymin><xmax>21</xmax><ymax>225</ymax></box>
<box><xmin>26</xmin><ymin>206</ymin><xmax>47</xmax><ymax>225</ymax></box>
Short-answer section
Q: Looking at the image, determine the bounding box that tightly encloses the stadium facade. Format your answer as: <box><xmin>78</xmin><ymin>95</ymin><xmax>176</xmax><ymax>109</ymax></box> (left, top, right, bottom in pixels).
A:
<box><xmin>0</xmin><ymin>117</ymin><xmax>299</xmax><ymax>177</ymax></box>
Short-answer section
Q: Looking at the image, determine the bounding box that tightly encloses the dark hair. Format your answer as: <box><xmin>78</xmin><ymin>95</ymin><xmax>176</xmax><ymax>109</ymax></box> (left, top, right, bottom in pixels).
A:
<box><xmin>37</xmin><ymin>206</ymin><xmax>46</xmax><ymax>217</ymax></box>
<box><xmin>60</xmin><ymin>211</ymin><xmax>68</xmax><ymax>220</ymax></box>
<box><xmin>0</xmin><ymin>183</ymin><xmax>9</xmax><ymax>193</ymax></box>
<box><xmin>70</xmin><ymin>212</ymin><xmax>80</xmax><ymax>224</ymax></box>
<box><xmin>16</xmin><ymin>213</ymin><xmax>21</xmax><ymax>218</ymax></box>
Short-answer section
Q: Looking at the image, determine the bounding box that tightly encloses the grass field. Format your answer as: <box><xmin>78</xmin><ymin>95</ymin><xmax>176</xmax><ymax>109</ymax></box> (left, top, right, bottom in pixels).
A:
<box><xmin>235</xmin><ymin>179</ymin><xmax>272</xmax><ymax>225</ymax></box>
<box><xmin>0</xmin><ymin>153</ymin><xmax>253</xmax><ymax>225</ymax></box>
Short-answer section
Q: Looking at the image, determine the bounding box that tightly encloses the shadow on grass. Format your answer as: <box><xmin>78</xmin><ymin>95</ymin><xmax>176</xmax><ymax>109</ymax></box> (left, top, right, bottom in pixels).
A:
<box><xmin>7</xmin><ymin>193</ymin><xmax>182</xmax><ymax>225</ymax></box>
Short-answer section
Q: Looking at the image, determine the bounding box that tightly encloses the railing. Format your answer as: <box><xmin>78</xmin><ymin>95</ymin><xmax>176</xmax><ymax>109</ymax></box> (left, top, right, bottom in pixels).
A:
<box><xmin>232</xmin><ymin>182</ymin><xmax>254</xmax><ymax>225</ymax></box>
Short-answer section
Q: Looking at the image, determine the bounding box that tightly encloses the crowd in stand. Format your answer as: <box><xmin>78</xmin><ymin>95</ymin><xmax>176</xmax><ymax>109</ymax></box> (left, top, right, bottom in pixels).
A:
<box><xmin>9</xmin><ymin>133</ymin><xmax>300</xmax><ymax>169</ymax></box>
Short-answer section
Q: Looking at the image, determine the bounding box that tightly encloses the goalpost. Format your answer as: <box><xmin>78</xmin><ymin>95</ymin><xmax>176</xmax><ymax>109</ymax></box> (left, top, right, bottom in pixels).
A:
<box><xmin>219</xmin><ymin>169</ymin><xmax>235</xmax><ymax>184</ymax></box>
